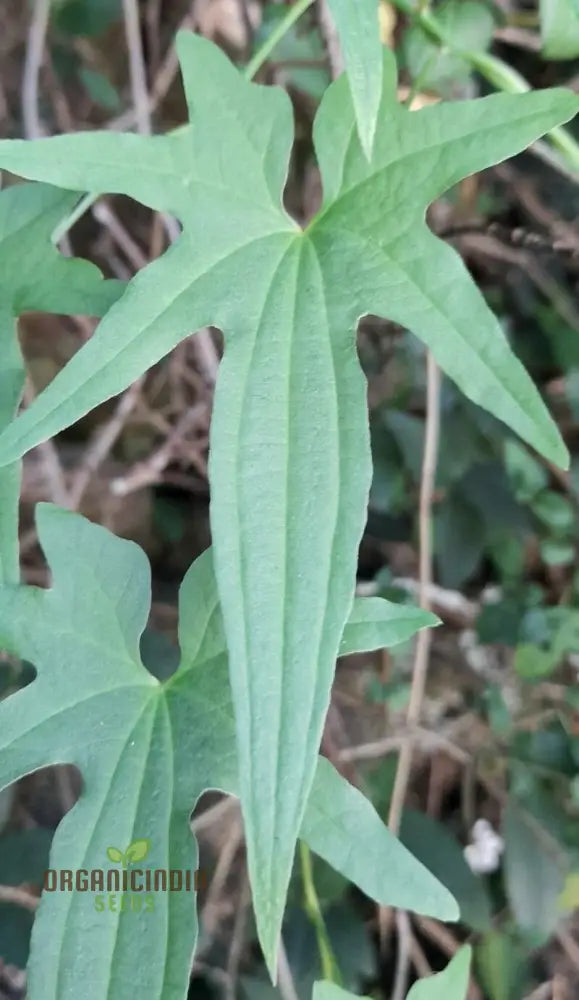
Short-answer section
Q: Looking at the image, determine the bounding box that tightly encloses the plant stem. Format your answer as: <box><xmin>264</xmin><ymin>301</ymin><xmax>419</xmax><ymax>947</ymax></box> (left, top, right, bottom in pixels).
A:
<box><xmin>391</xmin><ymin>0</ymin><xmax>579</xmax><ymax>176</ymax></box>
<box><xmin>299</xmin><ymin>841</ymin><xmax>341</xmax><ymax>985</ymax></box>
<box><xmin>243</xmin><ymin>0</ymin><xmax>316</xmax><ymax>80</ymax></box>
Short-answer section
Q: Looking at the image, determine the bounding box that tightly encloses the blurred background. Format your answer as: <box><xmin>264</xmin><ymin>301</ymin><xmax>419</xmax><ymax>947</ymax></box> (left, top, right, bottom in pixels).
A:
<box><xmin>0</xmin><ymin>1</ymin><xmax>579</xmax><ymax>997</ymax></box>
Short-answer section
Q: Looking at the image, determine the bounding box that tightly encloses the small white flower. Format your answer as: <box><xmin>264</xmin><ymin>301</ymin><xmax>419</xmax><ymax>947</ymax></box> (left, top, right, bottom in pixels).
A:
<box><xmin>464</xmin><ymin>819</ymin><xmax>504</xmax><ymax>874</ymax></box>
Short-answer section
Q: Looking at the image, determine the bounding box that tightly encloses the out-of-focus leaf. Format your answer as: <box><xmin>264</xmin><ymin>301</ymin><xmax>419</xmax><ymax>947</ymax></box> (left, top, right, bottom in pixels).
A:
<box><xmin>255</xmin><ymin>6</ymin><xmax>330</xmax><ymax>99</ymax></box>
<box><xmin>514</xmin><ymin>643</ymin><xmax>556</xmax><ymax>680</ymax></box>
<box><xmin>475</xmin><ymin>931</ymin><xmax>528</xmax><ymax>1000</ymax></box>
<box><xmin>503</xmin><ymin>798</ymin><xmax>568</xmax><ymax>941</ymax></box>
<box><xmin>435</xmin><ymin>491</ymin><xmax>486</xmax><ymax>588</ymax></box>
<box><xmin>79</xmin><ymin>67</ymin><xmax>122</xmax><ymax>111</ymax></box>
<box><xmin>540</xmin><ymin>0</ymin><xmax>579</xmax><ymax>59</ymax></box>
<box><xmin>532</xmin><ymin>490</ymin><xmax>575</xmax><ymax>534</ymax></box>
<box><xmin>558</xmin><ymin>871</ymin><xmax>579</xmax><ymax>910</ymax></box>
<box><xmin>403</xmin><ymin>1</ymin><xmax>494</xmax><ymax>93</ymax></box>
<box><xmin>540</xmin><ymin>538</ymin><xmax>575</xmax><ymax>566</ymax></box>
<box><xmin>284</xmin><ymin>901</ymin><xmax>375</xmax><ymax>993</ymax></box>
<box><xmin>400</xmin><ymin>810</ymin><xmax>492</xmax><ymax>932</ymax></box>
<box><xmin>505</xmin><ymin>440</ymin><xmax>548</xmax><ymax>502</ymax></box>
<box><xmin>52</xmin><ymin>0</ymin><xmax>122</xmax><ymax>36</ymax></box>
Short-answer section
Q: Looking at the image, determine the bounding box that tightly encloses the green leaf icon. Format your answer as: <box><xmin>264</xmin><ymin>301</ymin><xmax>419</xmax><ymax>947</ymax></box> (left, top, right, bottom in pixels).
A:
<box><xmin>106</xmin><ymin>846</ymin><xmax>124</xmax><ymax>864</ymax></box>
<box><xmin>125</xmin><ymin>839</ymin><xmax>151</xmax><ymax>865</ymax></box>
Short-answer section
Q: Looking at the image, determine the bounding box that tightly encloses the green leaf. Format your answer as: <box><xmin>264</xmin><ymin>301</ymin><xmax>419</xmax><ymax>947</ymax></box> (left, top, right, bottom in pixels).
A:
<box><xmin>0</xmin><ymin>181</ymin><xmax>123</xmax><ymax>585</ymax></box>
<box><xmin>313</xmin><ymin>947</ymin><xmax>472</xmax><ymax>1000</ymax></box>
<box><xmin>325</xmin><ymin>0</ymin><xmax>382</xmax><ymax>158</ymax></box>
<box><xmin>514</xmin><ymin>643</ymin><xmax>557</xmax><ymax>680</ymax></box>
<box><xmin>532</xmin><ymin>490</ymin><xmax>575</xmax><ymax>534</ymax></box>
<box><xmin>503</xmin><ymin>798</ymin><xmax>568</xmax><ymax>941</ymax></box>
<box><xmin>52</xmin><ymin>0</ymin><xmax>122</xmax><ymax>37</ymax></box>
<box><xmin>338</xmin><ymin>597</ymin><xmax>438</xmax><ymax>657</ymax></box>
<box><xmin>540</xmin><ymin>538</ymin><xmax>576</xmax><ymax>566</ymax></box>
<box><xmin>406</xmin><ymin>947</ymin><xmax>472</xmax><ymax>1000</ymax></box>
<box><xmin>79</xmin><ymin>67</ymin><xmax>122</xmax><ymax>112</ymax></box>
<box><xmin>400</xmin><ymin>810</ymin><xmax>492</xmax><ymax>931</ymax></box>
<box><xmin>475</xmin><ymin>931</ymin><xmax>528</xmax><ymax>1000</ymax></box>
<box><xmin>302</xmin><ymin>758</ymin><xmax>457</xmax><ymax>921</ymax></box>
<box><xmin>0</xmin><ymin>36</ymin><xmax>575</xmax><ymax>970</ymax></box>
<box><xmin>540</xmin><ymin>0</ymin><xmax>579</xmax><ymax>59</ymax></box>
<box><xmin>0</xmin><ymin>507</ymin><xmax>451</xmax><ymax>996</ymax></box>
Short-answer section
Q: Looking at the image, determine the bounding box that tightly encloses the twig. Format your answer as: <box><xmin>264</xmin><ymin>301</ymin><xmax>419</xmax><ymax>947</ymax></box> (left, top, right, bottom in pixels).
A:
<box><xmin>391</xmin><ymin>910</ymin><xmax>413</xmax><ymax>1000</ymax></box>
<box><xmin>277</xmin><ymin>939</ymin><xmax>300</xmax><ymax>1000</ymax></box>
<box><xmin>380</xmin><ymin>354</ymin><xmax>441</xmax><ymax>954</ymax></box>
<box><xmin>556</xmin><ymin>926</ymin><xmax>579</xmax><ymax>974</ymax></box>
<box><xmin>388</xmin><ymin>353</ymin><xmax>441</xmax><ymax>833</ymax></box>
<box><xmin>110</xmin><ymin>402</ymin><xmax>207</xmax><ymax>496</ymax></box>
<box><xmin>22</xmin><ymin>0</ymin><xmax>51</xmax><ymax>139</ymax></box>
<box><xmin>191</xmin><ymin>795</ymin><xmax>238</xmax><ymax>836</ymax></box>
<box><xmin>69</xmin><ymin>379</ymin><xmax>144</xmax><ymax>509</ymax></box>
<box><xmin>225</xmin><ymin>876</ymin><xmax>251</xmax><ymax>1000</ymax></box>
<box><xmin>23</xmin><ymin>382</ymin><xmax>69</xmax><ymax>509</ymax></box>
<box><xmin>0</xmin><ymin>885</ymin><xmax>39</xmax><ymax>912</ymax></box>
<box><xmin>339</xmin><ymin>729</ymin><xmax>470</xmax><ymax>765</ymax></box>
<box><xmin>122</xmin><ymin>0</ymin><xmax>152</xmax><ymax>136</ymax></box>
<box><xmin>92</xmin><ymin>202</ymin><xmax>148</xmax><ymax>271</ymax></box>
<box><xmin>318</xmin><ymin>0</ymin><xmax>344</xmax><ymax>79</ymax></box>
<box><xmin>201</xmin><ymin>819</ymin><xmax>243</xmax><ymax>938</ymax></box>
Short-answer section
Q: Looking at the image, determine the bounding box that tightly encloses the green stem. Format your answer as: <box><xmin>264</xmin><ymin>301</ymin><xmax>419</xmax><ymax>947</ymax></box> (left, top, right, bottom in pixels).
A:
<box><xmin>52</xmin><ymin>191</ymin><xmax>99</xmax><ymax>245</ymax></box>
<box><xmin>243</xmin><ymin>0</ymin><xmax>316</xmax><ymax>80</ymax></box>
<box><xmin>53</xmin><ymin>0</ymin><xmax>316</xmax><ymax>243</ymax></box>
<box><xmin>299</xmin><ymin>841</ymin><xmax>341</xmax><ymax>985</ymax></box>
<box><xmin>391</xmin><ymin>0</ymin><xmax>579</xmax><ymax>176</ymax></box>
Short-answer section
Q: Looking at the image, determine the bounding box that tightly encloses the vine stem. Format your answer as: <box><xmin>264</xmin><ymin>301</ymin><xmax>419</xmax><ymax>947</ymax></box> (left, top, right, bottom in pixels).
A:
<box><xmin>391</xmin><ymin>0</ymin><xmax>579</xmax><ymax>176</ymax></box>
<box><xmin>299</xmin><ymin>841</ymin><xmax>341</xmax><ymax>984</ymax></box>
<box><xmin>244</xmin><ymin>0</ymin><xmax>316</xmax><ymax>80</ymax></box>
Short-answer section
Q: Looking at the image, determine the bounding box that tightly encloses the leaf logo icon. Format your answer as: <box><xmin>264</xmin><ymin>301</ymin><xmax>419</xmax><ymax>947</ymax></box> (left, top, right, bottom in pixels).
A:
<box><xmin>125</xmin><ymin>839</ymin><xmax>151</xmax><ymax>865</ymax></box>
<box><xmin>106</xmin><ymin>839</ymin><xmax>151</xmax><ymax>867</ymax></box>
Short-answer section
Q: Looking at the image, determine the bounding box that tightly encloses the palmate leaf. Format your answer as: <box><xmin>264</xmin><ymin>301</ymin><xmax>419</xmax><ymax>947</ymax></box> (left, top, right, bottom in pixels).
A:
<box><xmin>0</xmin><ymin>506</ymin><xmax>454</xmax><ymax>1000</ymax></box>
<box><xmin>0</xmin><ymin>182</ymin><xmax>123</xmax><ymax>584</ymax></box>
<box><xmin>0</xmin><ymin>33</ymin><xmax>575</xmax><ymax>969</ymax></box>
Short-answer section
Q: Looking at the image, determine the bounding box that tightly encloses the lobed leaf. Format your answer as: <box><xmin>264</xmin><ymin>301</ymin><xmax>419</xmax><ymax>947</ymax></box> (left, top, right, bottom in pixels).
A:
<box><xmin>0</xmin><ymin>35</ymin><xmax>576</xmax><ymax>972</ymax></box>
<box><xmin>0</xmin><ymin>507</ymin><xmax>454</xmax><ymax>998</ymax></box>
<box><xmin>0</xmin><ymin>182</ymin><xmax>122</xmax><ymax>584</ymax></box>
